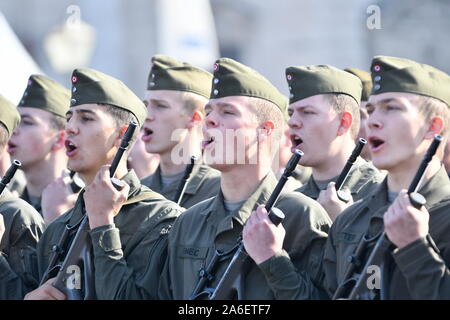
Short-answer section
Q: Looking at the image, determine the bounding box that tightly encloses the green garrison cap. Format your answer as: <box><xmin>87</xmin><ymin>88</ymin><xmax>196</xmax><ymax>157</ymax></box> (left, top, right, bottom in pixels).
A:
<box><xmin>70</xmin><ymin>68</ymin><xmax>147</xmax><ymax>126</ymax></box>
<box><xmin>370</xmin><ymin>56</ymin><xmax>450</xmax><ymax>106</ymax></box>
<box><xmin>147</xmin><ymin>55</ymin><xmax>213</xmax><ymax>98</ymax></box>
<box><xmin>285</xmin><ymin>65</ymin><xmax>362</xmax><ymax>105</ymax></box>
<box><xmin>0</xmin><ymin>94</ymin><xmax>20</xmax><ymax>137</ymax></box>
<box><xmin>211</xmin><ymin>58</ymin><xmax>287</xmax><ymax>111</ymax></box>
<box><xmin>18</xmin><ymin>74</ymin><xmax>70</xmax><ymax>117</ymax></box>
<box><xmin>344</xmin><ymin>67</ymin><xmax>372</xmax><ymax>101</ymax></box>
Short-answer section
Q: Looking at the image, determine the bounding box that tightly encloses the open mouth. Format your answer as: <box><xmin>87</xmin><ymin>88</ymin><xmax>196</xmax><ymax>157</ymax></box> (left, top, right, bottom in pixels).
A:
<box><xmin>202</xmin><ymin>136</ymin><xmax>215</xmax><ymax>149</ymax></box>
<box><xmin>368</xmin><ymin>137</ymin><xmax>385</xmax><ymax>152</ymax></box>
<box><xmin>290</xmin><ymin>134</ymin><xmax>303</xmax><ymax>152</ymax></box>
<box><xmin>7</xmin><ymin>141</ymin><xmax>17</xmax><ymax>154</ymax></box>
<box><xmin>65</xmin><ymin>140</ymin><xmax>78</xmax><ymax>157</ymax></box>
<box><xmin>141</xmin><ymin>127</ymin><xmax>153</xmax><ymax>142</ymax></box>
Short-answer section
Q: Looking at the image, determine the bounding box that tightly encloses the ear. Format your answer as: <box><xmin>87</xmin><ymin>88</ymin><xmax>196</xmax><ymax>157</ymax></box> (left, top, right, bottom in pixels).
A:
<box><xmin>425</xmin><ymin>116</ymin><xmax>444</xmax><ymax>139</ymax></box>
<box><xmin>186</xmin><ymin>110</ymin><xmax>204</xmax><ymax>129</ymax></box>
<box><xmin>337</xmin><ymin>111</ymin><xmax>353</xmax><ymax>136</ymax></box>
<box><xmin>51</xmin><ymin>131</ymin><xmax>66</xmax><ymax>151</ymax></box>
<box><xmin>115</xmin><ymin>125</ymin><xmax>128</xmax><ymax>147</ymax></box>
<box><xmin>259</xmin><ymin>120</ymin><xmax>275</xmax><ymax>140</ymax></box>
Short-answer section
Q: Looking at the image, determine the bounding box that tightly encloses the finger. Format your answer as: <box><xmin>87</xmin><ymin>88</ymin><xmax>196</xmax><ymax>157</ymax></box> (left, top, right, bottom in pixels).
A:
<box><xmin>45</xmin><ymin>278</ymin><xmax>67</xmax><ymax>300</ymax></box>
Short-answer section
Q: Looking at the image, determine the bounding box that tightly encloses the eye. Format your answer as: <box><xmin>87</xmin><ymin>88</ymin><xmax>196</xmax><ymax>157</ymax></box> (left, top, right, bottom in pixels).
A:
<box><xmin>287</xmin><ymin>109</ymin><xmax>293</xmax><ymax>117</ymax></box>
<box><xmin>366</xmin><ymin>106</ymin><xmax>374</xmax><ymax>115</ymax></box>
<box><xmin>20</xmin><ymin>119</ymin><xmax>34</xmax><ymax>126</ymax></box>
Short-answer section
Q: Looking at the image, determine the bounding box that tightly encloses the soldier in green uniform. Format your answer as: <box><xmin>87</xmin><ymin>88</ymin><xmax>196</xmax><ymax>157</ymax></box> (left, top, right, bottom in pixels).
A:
<box><xmin>0</xmin><ymin>94</ymin><xmax>45</xmax><ymax>299</ymax></box>
<box><xmin>22</xmin><ymin>68</ymin><xmax>183</xmax><ymax>300</ymax></box>
<box><xmin>159</xmin><ymin>58</ymin><xmax>331</xmax><ymax>300</ymax></box>
<box><xmin>7</xmin><ymin>75</ymin><xmax>72</xmax><ymax>221</ymax></box>
<box><xmin>286</xmin><ymin>65</ymin><xmax>384</xmax><ymax>221</ymax></box>
<box><xmin>141</xmin><ymin>55</ymin><xmax>220</xmax><ymax>208</ymax></box>
<box><xmin>344</xmin><ymin>67</ymin><xmax>373</xmax><ymax>160</ymax></box>
<box><xmin>244</xmin><ymin>56</ymin><xmax>450</xmax><ymax>300</ymax></box>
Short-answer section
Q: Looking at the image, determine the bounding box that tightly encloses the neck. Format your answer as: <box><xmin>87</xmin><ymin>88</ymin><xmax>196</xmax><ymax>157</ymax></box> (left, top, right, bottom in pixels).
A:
<box><xmin>387</xmin><ymin>157</ymin><xmax>442</xmax><ymax>193</ymax></box>
<box><xmin>312</xmin><ymin>139</ymin><xmax>356</xmax><ymax>181</ymax></box>
<box><xmin>220</xmin><ymin>164</ymin><xmax>271</xmax><ymax>202</ymax></box>
<box><xmin>24</xmin><ymin>152</ymin><xmax>68</xmax><ymax>197</ymax></box>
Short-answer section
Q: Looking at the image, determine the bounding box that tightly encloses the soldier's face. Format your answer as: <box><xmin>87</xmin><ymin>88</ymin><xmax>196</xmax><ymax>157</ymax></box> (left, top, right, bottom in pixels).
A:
<box><xmin>8</xmin><ymin>107</ymin><xmax>63</xmax><ymax>170</ymax></box>
<box><xmin>202</xmin><ymin>96</ymin><xmax>261</xmax><ymax>170</ymax></box>
<box><xmin>64</xmin><ymin>104</ymin><xmax>121</xmax><ymax>181</ymax></box>
<box><xmin>287</xmin><ymin>94</ymin><xmax>342</xmax><ymax>168</ymax></box>
<box><xmin>142</xmin><ymin>90</ymin><xmax>192</xmax><ymax>156</ymax></box>
<box><xmin>366</xmin><ymin>92</ymin><xmax>428</xmax><ymax>172</ymax></box>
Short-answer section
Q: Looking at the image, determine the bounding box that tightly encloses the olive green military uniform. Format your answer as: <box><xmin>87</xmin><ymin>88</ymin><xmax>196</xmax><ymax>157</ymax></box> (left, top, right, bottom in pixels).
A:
<box><xmin>296</xmin><ymin>157</ymin><xmax>384</xmax><ymax>201</ymax></box>
<box><xmin>37</xmin><ymin>169</ymin><xmax>183</xmax><ymax>299</ymax></box>
<box><xmin>325</xmin><ymin>166</ymin><xmax>450</xmax><ymax>299</ymax></box>
<box><xmin>159</xmin><ymin>172</ymin><xmax>331</xmax><ymax>299</ymax></box>
<box><xmin>158</xmin><ymin>57</ymin><xmax>331</xmax><ymax>300</ymax></box>
<box><xmin>20</xmin><ymin>188</ymin><xmax>42</xmax><ymax>214</ymax></box>
<box><xmin>256</xmin><ymin>56</ymin><xmax>450</xmax><ymax>300</ymax></box>
<box><xmin>0</xmin><ymin>189</ymin><xmax>45</xmax><ymax>299</ymax></box>
<box><xmin>0</xmin><ymin>94</ymin><xmax>45</xmax><ymax>299</ymax></box>
<box><xmin>141</xmin><ymin>163</ymin><xmax>220</xmax><ymax>208</ymax></box>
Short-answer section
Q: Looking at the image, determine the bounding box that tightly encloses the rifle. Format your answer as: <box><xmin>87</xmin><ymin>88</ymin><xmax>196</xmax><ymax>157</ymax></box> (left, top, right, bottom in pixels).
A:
<box><xmin>173</xmin><ymin>156</ymin><xmax>196</xmax><ymax>205</ymax></box>
<box><xmin>333</xmin><ymin>134</ymin><xmax>442</xmax><ymax>300</ymax></box>
<box><xmin>0</xmin><ymin>160</ymin><xmax>21</xmax><ymax>195</ymax></box>
<box><xmin>334</xmin><ymin>138</ymin><xmax>367</xmax><ymax>203</ymax></box>
<box><xmin>40</xmin><ymin>121</ymin><xmax>138</xmax><ymax>299</ymax></box>
<box><xmin>189</xmin><ymin>149</ymin><xmax>304</xmax><ymax>300</ymax></box>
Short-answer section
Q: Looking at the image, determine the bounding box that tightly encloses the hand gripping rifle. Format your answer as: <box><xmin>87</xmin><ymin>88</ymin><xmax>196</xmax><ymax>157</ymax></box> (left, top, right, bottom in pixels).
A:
<box><xmin>173</xmin><ymin>156</ymin><xmax>196</xmax><ymax>205</ymax></box>
<box><xmin>189</xmin><ymin>149</ymin><xmax>304</xmax><ymax>300</ymax></box>
<box><xmin>334</xmin><ymin>138</ymin><xmax>367</xmax><ymax>203</ymax></box>
<box><xmin>333</xmin><ymin>134</ymin><xmax>442</xmax><ymax>300</ymax></box>
<box><xmin>40</xmin><ymin>121</ymin><xmax>138</xmax><ymax>300</ymax></box>
<box><xmin>0</xmin><ymin>160</ymin><xmax>21</xmax><ymax>195</ymax></box>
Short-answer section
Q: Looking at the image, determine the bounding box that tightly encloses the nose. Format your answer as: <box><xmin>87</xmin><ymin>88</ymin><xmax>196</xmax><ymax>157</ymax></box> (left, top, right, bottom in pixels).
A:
<box><xmin>145</xmin><ymin>106</ymin><xmax>154</xmax><ymax>122</ymax></box>
<box><xmin>205</xmin><ymin>110</ymin><xmax>218</xmax><ymax>128</ymax></box>
<box><xmin>287</xmin><ymin>113</ymin><xmax>301</xmax><ymax>130</ymax></box>
<box><xmin>367</xmin><ymin>110</ymin><xmax>382</xmax><ymax>130</ymax></box>
<box><xmin>65</xmin><ymin>117</ymin><xmax>79</xmax><ymax>136</ymax></box>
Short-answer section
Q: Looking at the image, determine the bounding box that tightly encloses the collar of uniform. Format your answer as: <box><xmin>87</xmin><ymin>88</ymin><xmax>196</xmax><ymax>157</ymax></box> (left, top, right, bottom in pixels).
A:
<box><xmin>300</xmin><ymin>176</ymin><xmax>320</xmax><ymax>200</ymax></box>
<box><xmin>206</xmin><ymin>172</ymin><xmax>278</xmax><ymax>238</ymax></box>
<box><xmin>144</xmin><ymin>165</ymin><xmax>163</xmax><ymax>191</ymax></box>
<box><xmin>184</xmin><ymin>164</ymin><xmax>214</xmax><ymax>195</ymax></box>
<box><xmin>417</xmin><ymin>165</ymin><xmax>450</xmax><ymax>210</ymax></box>
<box><xmin>339</xmin><ymin>157</ymin><xmax>380</xmax><ymax>195</ymax></box>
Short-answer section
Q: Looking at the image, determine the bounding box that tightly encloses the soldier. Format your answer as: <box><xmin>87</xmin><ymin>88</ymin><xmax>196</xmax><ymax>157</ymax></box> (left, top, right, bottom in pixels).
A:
<box><xmin>159</xmin><ymin>58</ymin><xmax>331</xmax><ymax>300</ymax></box>
<box><xmin>0</xmin><ymin>94</ymin><xmax>45</xmax><ymax>299</ymax></box>
<box><xmin>344</xmin><ymin>67</ymin><xmax>373</xmax><ymax>161</ymax></box>
<box><xmin>7</xmin><ymin>75</ymin><xmax>73</xmax><ymax>221</ymax></box>
<box><xmin>286</xmin><ymin>65</ymin><xmax>384</xmax><ymax>221</ymax></box>
<box><xmin>141</xmin><ymin>55</ymin><xmax>221</xmax><ymax>208</ymax></box>
<box><xmin>23</xmin><ymin>68</ymin><xmax>183</xmax><ymax>300</ymax></box>
<box><xmin>127</xmin><ymin>128</ymin><xmax>159</xmax><ymax>179</ymax></box>
<box><xmin>244</xmin><ymin>56</ymin><xmax>450</xmax><ymax>300</ymax></box>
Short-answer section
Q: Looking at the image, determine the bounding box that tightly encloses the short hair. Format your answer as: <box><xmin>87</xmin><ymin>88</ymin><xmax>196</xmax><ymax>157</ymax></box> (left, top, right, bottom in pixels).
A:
<box><xmin>100</xmin><ymin>104</ymin><xmax>140</xmax><ymax>144</ymax></box>
<box><xmin>412</xmin><ymin>95</ymin><xmax>450</xmax><ymax>157</ymax></box>
<box><xmin>248</xmin><ymin>97</ymin><xmax>285</xmax><ymax>153</ymax></box>
<box><xmin>0</xmin><ymin>123</ymin><xmax>8</xmax><ymax>150</ymax></box>
<box><xmin>179</xmin><ymin>91</ymin><xmax>208</xmax><ymax>116</ymax></box>
<box><xmin>324</xmin><ymin>93</ymin><xmax>360</xmax><ymax>139</ymax></box>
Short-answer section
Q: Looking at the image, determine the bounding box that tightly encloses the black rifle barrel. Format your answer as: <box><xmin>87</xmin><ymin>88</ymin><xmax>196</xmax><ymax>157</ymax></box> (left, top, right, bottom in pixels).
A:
<box><xmin>345</xmin><ymin>134</ymin><xmax>442</xmax><ymax>300</ymax></box>
<box><xmin>0</xmin><ymin>160</ymin><xmax>21</xmax><ymax>195</ymax></box>
<box><xmin>174</xmin><ymin>155</ymin><xmax>197</xmax><ymax>205</ymax></box>
<box><xmin>335</xmin><ymin>138</ymin><xmax>367</xmax><ymax>191</ymax></box>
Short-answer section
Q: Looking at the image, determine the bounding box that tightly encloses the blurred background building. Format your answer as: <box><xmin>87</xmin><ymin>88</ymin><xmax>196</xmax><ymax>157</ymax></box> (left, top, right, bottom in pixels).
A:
<box><xmin>1</xmin><ymin>0</ymin><xmax>449</xmax><ymax>102</ymax></box>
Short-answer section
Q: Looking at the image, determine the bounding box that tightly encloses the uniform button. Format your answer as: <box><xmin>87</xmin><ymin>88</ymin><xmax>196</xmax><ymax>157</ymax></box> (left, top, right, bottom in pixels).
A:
<box><xmin>71</xmin><ymin>98</ymin><xmax>77</xmax><ymax>104</ymax></box>
<box><xmin>374</xmin><ymin>75</ymin><xmax>381</xmax><ymax>82</ymax></box>
<box><xmin>289</xmin><ymin>93</ymin><xmax>294</xmax><ymax>99</ymax></box>
<box><xmin>374</xmin><ymin>84</ymin><xmax>381</xmax><ymax>90</ymax></box>
<box><xmin>213</xmin><ymin>89</ymin><xmax>219</xmax><ymax>95</ymax></box>
<box><xmin>73</xmin><ymin>87</ymin><xmax>77</xmax><ymax>92</ymax></box>
<box><xmin>150</xmin><ymin>82</ymin><xmax>155</xmax><ymax>87</ymax></box>
<box><xmin>152</xmin><ymin>74</ymin><xmax>155</xmax><ymax>78</ymax></box>
<box><xmin>213</xmin><ymin>78</ymin><xmax>219</xmax><ymax>84</ymax></box>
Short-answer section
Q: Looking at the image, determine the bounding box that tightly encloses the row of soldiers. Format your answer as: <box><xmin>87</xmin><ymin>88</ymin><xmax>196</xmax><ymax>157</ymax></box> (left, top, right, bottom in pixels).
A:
<box><xmin>0</xmin><ymin>53</ymin><xmax>450</xmax><ymax>300</ymax></box>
